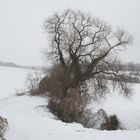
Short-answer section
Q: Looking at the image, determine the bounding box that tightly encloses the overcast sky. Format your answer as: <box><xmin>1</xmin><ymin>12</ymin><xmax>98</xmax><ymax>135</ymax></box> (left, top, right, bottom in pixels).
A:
<box><xmin>0</xmin><ymin>0</ymin><xmax>139</xmax><ymax>66</ymax></box>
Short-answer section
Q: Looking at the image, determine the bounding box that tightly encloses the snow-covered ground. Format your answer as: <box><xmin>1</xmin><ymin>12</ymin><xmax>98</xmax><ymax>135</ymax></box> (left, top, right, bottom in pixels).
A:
<box><xmin>0</xmin><ymin>66</ymin><xmax>140</xmax><ymax>140</ymax></box>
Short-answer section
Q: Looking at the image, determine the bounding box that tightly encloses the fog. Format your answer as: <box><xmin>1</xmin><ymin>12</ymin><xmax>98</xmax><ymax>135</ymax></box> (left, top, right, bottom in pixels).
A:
<box><xmin>0</xmin><ymin>0</ymin><xmax>139</xmax><ymax>65</ymax></box>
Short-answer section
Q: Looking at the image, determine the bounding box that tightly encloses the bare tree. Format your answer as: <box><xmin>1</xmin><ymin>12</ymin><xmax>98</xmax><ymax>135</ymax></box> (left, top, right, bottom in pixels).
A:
<box><xmin>43</xmin><ymin>9</ymin><xmax>133</xmax><ymax>98</ymax></box>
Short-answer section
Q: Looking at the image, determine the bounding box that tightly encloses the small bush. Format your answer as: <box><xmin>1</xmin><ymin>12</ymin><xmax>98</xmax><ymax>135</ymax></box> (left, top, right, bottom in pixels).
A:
<box><xmin>101</xmin><ymin>114</ymin><xmax>120</xmax><ymax>130</ymax></box>
<box><xmin>25</xmin><ymin>71</ymin><xmax>43</xmax><ymax>96</ymax></box>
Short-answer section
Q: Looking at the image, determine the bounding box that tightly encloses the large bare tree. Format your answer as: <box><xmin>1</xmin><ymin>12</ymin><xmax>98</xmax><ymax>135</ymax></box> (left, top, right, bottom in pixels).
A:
<box><xmin>43</xmin><ymin>9</ymin><xmax>133</xmax><ymax>98</ymax></box>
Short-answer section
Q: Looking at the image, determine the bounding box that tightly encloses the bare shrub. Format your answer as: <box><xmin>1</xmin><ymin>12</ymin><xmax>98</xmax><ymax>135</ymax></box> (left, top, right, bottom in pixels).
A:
<box><xmin>78</xmin><ymin>109</ymin><xmax>122</xmax><ymax>130</ymax></box>
<box><xmin>48</xmin><ymin>87</ymin><xmax>89</xmax><ymax>123</ymax></box>
<box><xmin>26</xmin><ymin>71</ymin><xmax>43</xmax><ymax>96</ymax></box>
<box><xmin>101</xmin><ymin>114</ymin><xmax>120</xmax><ymax>130</ymax></box>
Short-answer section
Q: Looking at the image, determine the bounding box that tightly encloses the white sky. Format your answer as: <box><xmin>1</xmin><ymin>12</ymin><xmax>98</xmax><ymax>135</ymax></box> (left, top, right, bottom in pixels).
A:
<box><xmin>0</xmin><ymin>0</ymin><xmax>139</xmax><ymax>66</ymax></box>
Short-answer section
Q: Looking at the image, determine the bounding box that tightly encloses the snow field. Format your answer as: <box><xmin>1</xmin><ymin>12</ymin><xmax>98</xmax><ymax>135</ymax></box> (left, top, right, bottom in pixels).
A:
<box><xmin>0</xmin><ymin>66</ymin><xmax>140</xmax><ymax>140</ymax></box>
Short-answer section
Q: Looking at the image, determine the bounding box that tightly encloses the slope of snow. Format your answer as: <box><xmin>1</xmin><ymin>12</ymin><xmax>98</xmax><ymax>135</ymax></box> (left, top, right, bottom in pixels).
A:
<box><xmin>0</xmin><ymin>66</ymin><xmax>140</xmax><ymax>140</ymax></box>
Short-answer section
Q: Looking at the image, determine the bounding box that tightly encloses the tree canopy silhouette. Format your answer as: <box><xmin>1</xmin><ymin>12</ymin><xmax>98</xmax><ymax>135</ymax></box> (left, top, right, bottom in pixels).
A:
<box><xmin>43</xmin><ymin>9</ymin><xmax>133</xmax><ymax>98</ymax></box>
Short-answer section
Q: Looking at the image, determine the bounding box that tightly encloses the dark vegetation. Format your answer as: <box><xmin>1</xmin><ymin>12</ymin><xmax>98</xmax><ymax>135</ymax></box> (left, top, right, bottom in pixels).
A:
<box><xmin>101</xmin><ymin>115</ymin><xmax>120</xmax><ymax>130</ymax></box>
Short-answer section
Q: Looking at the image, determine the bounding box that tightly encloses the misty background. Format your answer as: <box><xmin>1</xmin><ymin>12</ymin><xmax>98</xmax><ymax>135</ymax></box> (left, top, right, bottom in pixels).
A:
<box><xmin>0</xmin><ymin>0</ymin><xmax>139</xmax><ymax>66</ymax></box>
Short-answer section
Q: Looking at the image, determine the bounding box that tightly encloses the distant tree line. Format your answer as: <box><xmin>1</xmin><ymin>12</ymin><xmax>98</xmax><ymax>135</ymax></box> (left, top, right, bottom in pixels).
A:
<box><xmin>106</xmin><ymin>61</ymin><xmax>140</xmax><ymax>83</ymax></box>
<box><xmin>0</xmin><ymin>60</ymin><xmax>40</xmax><ymax>70</ymax></box>
<box><xmin>121</xmin><ymin>62</ymin><xmax>140</xmax><ymax>76</ymax></box>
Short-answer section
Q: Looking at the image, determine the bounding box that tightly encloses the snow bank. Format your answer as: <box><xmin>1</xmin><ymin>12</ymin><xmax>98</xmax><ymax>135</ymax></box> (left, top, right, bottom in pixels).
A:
<box><xmin>0</xmin><ymin>66</ymin><xmax>140</xmax><ymax>140</ymax></box>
